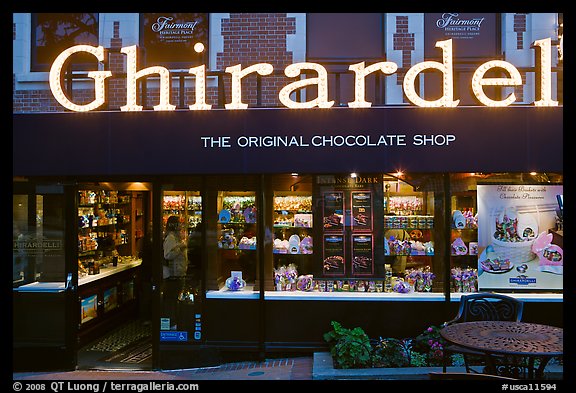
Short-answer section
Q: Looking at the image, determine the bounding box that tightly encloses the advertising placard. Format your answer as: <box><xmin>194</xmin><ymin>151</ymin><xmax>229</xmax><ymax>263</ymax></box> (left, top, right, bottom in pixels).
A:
<box><xmin>477</xmin><ymin>184</ymin><xmax>563</xmax><ymax>290</ymax></box>
<box><xmin>351</xmin><ymin>234</ymin><xmax>374</xmax><ymax>276</ymax></box>
<box><xmin>351</xmin><ymin>191</ymin><xmax>373</xmax><ymax>231</ymax></box>
<box><xmin>425</xmin><ymin>13</ymin><xmax>498</xmax><ymax>59</ymax></box>
<box><xmin>141</xmin><ymin>13</ymin><xmax>208</xmax><ymax>67</ymax></box>
<box><xmin>323</xmin><ymin>192</ymin><xmax>344</xmax><ymax>232</ymax></box>
<box><xmin>323</xmin><ymin>234</ymin><xmax>345</xmax><ymax>276</ymax></box>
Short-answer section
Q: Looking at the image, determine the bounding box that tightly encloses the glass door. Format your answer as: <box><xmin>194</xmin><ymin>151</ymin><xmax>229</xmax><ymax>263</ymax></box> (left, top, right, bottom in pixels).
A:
<box><xmin>13</xmin><ymin>181</ymin><xmax>78</xmax><ymax>371</ymax></box>
<box><xmin>158</xmin><ymin>189</ymin><xmax>204</xmax><ymax>349</ymax></box>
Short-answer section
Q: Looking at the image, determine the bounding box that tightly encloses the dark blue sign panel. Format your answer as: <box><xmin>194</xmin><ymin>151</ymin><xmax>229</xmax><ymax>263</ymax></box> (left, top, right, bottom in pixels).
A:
<box><xmin>160</xmin><ymin>331</ymin><xmax>188</xmax><ymax>342</ymax></box>
<box><xmin>13</xmin><ymin>106</ymin><xmax>562</xmax><ymax>176</ymax></box>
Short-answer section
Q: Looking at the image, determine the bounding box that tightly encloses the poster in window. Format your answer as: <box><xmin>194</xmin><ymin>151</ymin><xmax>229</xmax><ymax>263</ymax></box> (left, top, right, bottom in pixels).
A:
<box><xmin>141</xmin><ymin>13</ymin><xmax>209</xmax><ymax>67</ymax></box>
<box><xmin>323</xmin><ymin>235</ymin><xmax>345</xmax><ymax>276</ymax></box>
<box><xmin>351</xmin><ymin>191</ymin><xmax>373</xmax><ymax>231</ymax></box>
<box><xmin>351</xmin><ymin>234</ymin><xmax>374</xmax><ymax>276</ymax></box>
<box><xmin>80</xmin><ymin>294</ymin><xmax>98</xmax><ymax>324</ymax></box>
<box><xmin>477</xmin><ymin>184</ymin><xmax>563</xmax><ymax>291</ymax></box>
<box><xmin>323</xmin><ymin>192</ymin><xmax>344</xmax><ymax>232</ymax></box>
<box><xmin>103</xmin><ymin>286</ymin><xmax>118</xmax><ymax>312</ymax></box>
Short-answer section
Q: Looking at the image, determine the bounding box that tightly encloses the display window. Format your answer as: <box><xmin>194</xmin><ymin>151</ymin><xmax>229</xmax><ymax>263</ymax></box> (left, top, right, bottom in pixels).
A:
<box><xmin>263</xmin><ymin>172</ymin><xmax>562</xmax><ymax>300</ymax></box>
<box><xmin>78</xmin><ymin>189</ymin><xmax>142</xmax><ymax>280</ymax></box>
<box><xmin>75</xmin><ymin>184</ymin><xmax>148</xmax><ymax>342</ymax></box>
<box><xmin>449</xmin><ymin>173</ymin><xmax>563</xmax><ymax>294</ymax></box>
<box><xmin>265</xmin><ymin>173</ymin><xmax>445</xmax><ymax>299</ymax></box>
<box><xmin>212</xmin><ymin>191</ymin><xmax>258</xmax><ymax>295</ymax></box>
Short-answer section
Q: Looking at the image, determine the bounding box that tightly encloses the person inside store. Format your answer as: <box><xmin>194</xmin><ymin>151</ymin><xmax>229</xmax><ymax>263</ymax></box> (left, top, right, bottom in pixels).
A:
<box><xmin>163</xmin><ymin>215</ymin><xmax>188</xmax><ymax>330</ymax></box>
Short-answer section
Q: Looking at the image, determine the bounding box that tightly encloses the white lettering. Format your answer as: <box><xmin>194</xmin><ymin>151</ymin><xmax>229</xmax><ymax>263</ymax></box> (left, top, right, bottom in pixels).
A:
<box><xmin>48</xmin><ymin>40</ymin><xmax>560</xmax><ymax>112</ymax></box>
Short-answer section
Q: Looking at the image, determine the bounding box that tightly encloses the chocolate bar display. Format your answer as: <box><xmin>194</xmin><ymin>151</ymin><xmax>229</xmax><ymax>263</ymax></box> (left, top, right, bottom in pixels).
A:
<box><xmin>323</xmin><ymin>234</ymin><xmax>345</xmax><ymax>275</ymax></box>
<box><xmin>351</xmin><ymin>234</ymin><xmax>374</xmax><ymax>276</ymax></box>
<box><xmin>323</xmin><ymin>192</ymin><xmax>344</xmax><ymax>232</ymax></box>
<box><xmin>351</xmin><ymin>191</ymin><xmax>373</xmax><ymax>231</ymax></box>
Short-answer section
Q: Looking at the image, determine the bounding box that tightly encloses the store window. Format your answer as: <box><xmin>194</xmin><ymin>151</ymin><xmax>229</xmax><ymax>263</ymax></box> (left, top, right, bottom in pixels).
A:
<box><xmin>265</xmin><ymin>172</ymin><xmax>563</xmax><ymax>298</ymax></box>
<box><xmin>450</xmin><ymin>173</ymin><xmax>563</xmax><ymax>293</ymax></box>
<box><xmin>31</xmin><ymin>13</ymin><xmax>99</xmax><ymax>72</ymax></box>
<box><xmin>268</xmin><ymin>173</ymin><xmax>445</xmax><ymax>297</ymax></box>
<box><xmin>140</xmin><ymin>13</ymin><xmax>209</xmax><ymax>68</ymax></box>
<box><xmin>213</xmin><ymin>191</ymin><xmax>258</xmax><ymax>294</ymax></box>
<box><xmin>13</xmin><ymin>188</ymin><xmax>68</xmax><ymax>287</ymax></box>
<box><xmin>76</xmin><ymin>185</ymin><xmax>148</xmax><ymax>345</ymax></box>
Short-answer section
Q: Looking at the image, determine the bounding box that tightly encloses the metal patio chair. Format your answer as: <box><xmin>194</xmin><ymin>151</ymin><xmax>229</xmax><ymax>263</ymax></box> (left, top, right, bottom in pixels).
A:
<box><xmin>441</xmin><ymin>293</ymin><xmax>524</xmax><ymax>375</ymax></box>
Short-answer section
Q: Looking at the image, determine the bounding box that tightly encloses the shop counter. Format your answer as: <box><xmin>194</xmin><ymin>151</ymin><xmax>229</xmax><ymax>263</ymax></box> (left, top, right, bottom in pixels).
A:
<box><xmin>78</xmin><ymin>258</ymin><xmax>142</xmax><ymax>286</ymax></box>
<box><xmin>77</xmin><ymin>259</ymin><xmax>142</xmax><ymax>346</ymax></box>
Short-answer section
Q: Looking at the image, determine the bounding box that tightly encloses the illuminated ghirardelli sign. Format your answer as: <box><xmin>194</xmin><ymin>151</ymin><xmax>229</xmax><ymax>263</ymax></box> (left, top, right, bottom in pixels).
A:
<box><xmin>49</xmin><ymin>38</ymin><xmax>559</xmax><ymax>112</ymax></box>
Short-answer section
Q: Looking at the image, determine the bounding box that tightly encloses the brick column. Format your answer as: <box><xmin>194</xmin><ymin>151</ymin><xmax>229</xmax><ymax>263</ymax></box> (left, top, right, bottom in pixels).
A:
<box><xmin>514</xmin><ymin>14</ymin><xmax>527</xmax><ymax>50</ymax></box>
<box><xmin>393</xmin><ymin>15</ymin><xmax>415</xmax><ymax>88</ymax></box>
<box><xmin>108</xmin><ymin>21</ymin><xmax>126</xmax><ymax>110</ymax></box>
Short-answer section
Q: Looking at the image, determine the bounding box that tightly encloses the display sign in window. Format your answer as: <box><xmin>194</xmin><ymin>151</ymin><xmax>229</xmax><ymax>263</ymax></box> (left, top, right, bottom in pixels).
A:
<box><xmin>351</xmin><ymin>234</ymin><xmax>374</xmax><ymax>276</ymax></box>
<box><xmin>323</xmin><ymin>234</ymin><xmax>345</xmax><ymax>276</ymax></box>
<box><xmin>80</xmin><ymin>294</ymin><xmax>98</xmax><ymax>324</ymax></box>
<box><xmin>103</xmin><ymin>286</ymin><xmax>118</xmax><ymax>312</ymax></box>
<box><xmin>351</xmin><ymin>191</ymin><xmax>373</xmax><ymax>231</ymax></box>
<box><xmin>477</xmin><ymin>184</ymin><xmax>563</xmax><ymax>291</ymax></box>
<box><xmin>322</xmin><ymin>192</ymin><xmax>344</xmax><ymax>232</ymax></box>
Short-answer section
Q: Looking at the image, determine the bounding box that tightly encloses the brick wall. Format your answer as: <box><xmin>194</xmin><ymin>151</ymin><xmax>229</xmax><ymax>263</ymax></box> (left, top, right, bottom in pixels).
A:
<box><xmin>216</xmin><ymin>13</ymin><xmax>296</xmax><ymax>107</ymax></box>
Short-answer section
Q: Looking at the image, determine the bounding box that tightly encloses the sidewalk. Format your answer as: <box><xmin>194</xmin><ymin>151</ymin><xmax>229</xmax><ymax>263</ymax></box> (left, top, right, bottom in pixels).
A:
<box><xmin>12</xmin><ymin>354</ymin><xmax>563</xmax><ymax>381</ymax></box>
<box><xmin>13</xmin><ymin>356</ymin><xmax>314</xmax><ymax>381</ymax></box>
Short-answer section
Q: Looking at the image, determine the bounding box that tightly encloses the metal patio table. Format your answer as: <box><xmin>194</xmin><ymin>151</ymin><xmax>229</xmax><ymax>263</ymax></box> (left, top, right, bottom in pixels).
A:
<box><xmin>440</xmin><ymin>320</ymin><xmax>563</xmax><ymax>379</ymax></box>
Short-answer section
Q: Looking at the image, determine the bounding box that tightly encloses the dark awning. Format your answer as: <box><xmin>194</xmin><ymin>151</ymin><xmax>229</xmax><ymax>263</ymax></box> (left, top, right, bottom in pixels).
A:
<box><xmin>13</xmin><ymin>106</ymin><xmax>563</xmax><ymax>176</ymax></box>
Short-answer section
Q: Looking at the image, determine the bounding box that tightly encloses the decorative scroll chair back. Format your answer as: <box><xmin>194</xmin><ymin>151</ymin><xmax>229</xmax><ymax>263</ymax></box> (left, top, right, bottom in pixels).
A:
<box><xmin>456</xmin><ymin>293</ymin><xmax>524</xmax><ymax>323</ymax></box>
<box><xmin>442</xmin><ymin>293</ymin><xmax>525</xmax><ymax>374</ymax></box>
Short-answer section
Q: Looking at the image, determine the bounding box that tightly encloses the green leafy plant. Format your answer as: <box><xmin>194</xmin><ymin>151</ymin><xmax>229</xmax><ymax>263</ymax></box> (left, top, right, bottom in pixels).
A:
<box><xmin>323</xmin><ymin>321</ymin><xmax>373</xmax><ymax>369</ymax></box>
<box><xmin>371</xmin><ymin>337</ymin><xmax>411</xmax><ymax>367</ymax></box>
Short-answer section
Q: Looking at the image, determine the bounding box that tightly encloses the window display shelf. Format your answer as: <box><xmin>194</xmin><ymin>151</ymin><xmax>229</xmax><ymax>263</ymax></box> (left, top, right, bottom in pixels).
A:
<box><xmin>449</xmin><ymin>292</ymin><xmax>563</xmax><ymax>303</ymax></box>
<box><xmin>206</xmin><ymin>286</ymin><xmax>259</xmax><ymax>299</ymax></box>
<box><xmin>264</xmin><ymin>291</ymin><xmax>444</xmax><ymax>301</ymax></box>
<box><xmin>78</xmin><ymin>259</ymin><xmax>141</xmax><ymax>286</ymax></box>
<box><xmin>13</xmin><ymin>281</ymin><xmax>66</xmax><ymax>293</ymax></box>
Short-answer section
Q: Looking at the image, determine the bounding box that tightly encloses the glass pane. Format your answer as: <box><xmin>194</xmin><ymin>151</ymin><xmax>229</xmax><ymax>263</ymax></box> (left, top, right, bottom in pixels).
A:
<box><xmin>273</xmin><ymin>190</ymin><xmax>314</xmax><ymax>290</ymax></box>
<box><xmin>13</xmin><ymin>191</ymin><xmax>67</xmax><ymax>287</ymax></box>
<box><xmin>161</xmin><ymin>191</ymin><xmax>203</xmax><ymax>337</ymax></box>
<box><xmin>32</xmin><ymin>13</ymin><xmax>99</xmax><ymax>71</ymax></box>
<box><xmin>383</xmin><ymin>175</ymin><xmax>439</xmax><ymax>293</ymax></box>
<box><xmin>449</xmin><ymin>173</ymin><xmax>563</xmax><ymax>293</ymax></box>
<box><xmin>213</xmin><ymin>191</ymin><xmax>258</xmax><ymax>294</ymax></box>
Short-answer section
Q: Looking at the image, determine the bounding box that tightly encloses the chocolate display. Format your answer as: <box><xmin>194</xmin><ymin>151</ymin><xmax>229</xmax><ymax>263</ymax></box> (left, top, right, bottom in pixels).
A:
<box><xmin>323</xmin><ymin>214</ymin><xmax>342</xmax><ymax>229</ymax></box>
<box><xmin>323</xmin><ymin>255</ymin><xmax>343</xmax><ymax>271</ymax></box>
<box><xmin>352</xmin><ymin>255</ymin><xmax>371</xmax><ymax>270</ymax></box>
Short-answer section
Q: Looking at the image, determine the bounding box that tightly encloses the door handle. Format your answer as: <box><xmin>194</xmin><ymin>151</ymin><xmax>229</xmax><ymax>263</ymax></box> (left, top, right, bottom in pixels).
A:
<box><xmin>65</xmin><ymin>272</ymin><xmax>75</xmax><ymax>292</ymax></box>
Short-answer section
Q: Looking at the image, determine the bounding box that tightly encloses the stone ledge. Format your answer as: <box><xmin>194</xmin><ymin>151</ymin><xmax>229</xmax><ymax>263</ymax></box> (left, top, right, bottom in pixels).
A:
<box><xmin>312</xmin><ymin>352</ymin><xmax>563</xmax><ymax>380</ymax></box>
